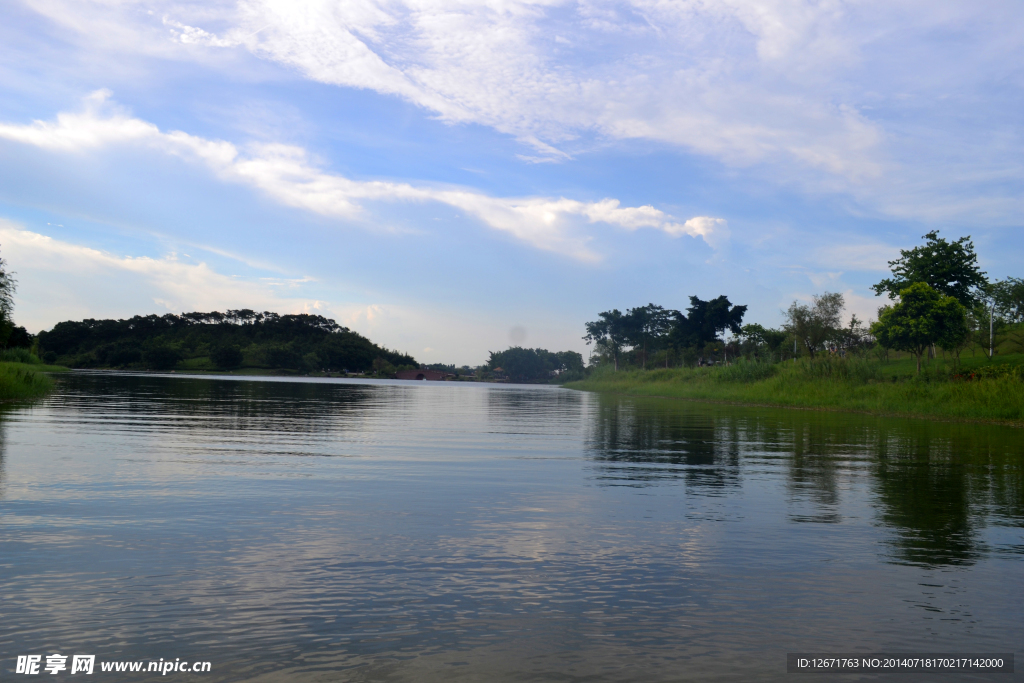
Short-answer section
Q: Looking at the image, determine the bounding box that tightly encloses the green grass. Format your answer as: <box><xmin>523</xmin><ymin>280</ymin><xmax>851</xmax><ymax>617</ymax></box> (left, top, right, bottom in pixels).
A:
<box><xmin>0</xmin><ymin>361</ymin><xmax>66</xmax><ymax>401</ymax></box>
<box><xmin>566</xmin><ymin>353</ymin><xmax>1024</xmax><ymax>425</ymax></box>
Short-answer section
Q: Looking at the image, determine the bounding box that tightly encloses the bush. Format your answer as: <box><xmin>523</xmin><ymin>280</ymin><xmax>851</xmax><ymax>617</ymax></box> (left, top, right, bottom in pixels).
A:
<box><xmin>0</xmin><ymin>348</ymin><xmax>41</xmax><ymax>364</ymax></box>
<box><xmin>107</xmin><ymin>347</ymin><xmax>142</xmax><ymax>367</ymax></box>
<box><xmin>265</xmin><ymin>346</ymin><xmax>302</xmax><ymax>370</ymax></box>
<box><xmin>211</xmin><ymin>345</ymin><xmax>244</xmax><ymax>370</ymax></box>
<box><xmin>42</xmin><ymin>351</ymin><xmax>58</xmax><ymax>365</ymax></box>
<box><xmin>143</xmin><ymin>346</ymin><xmax>182</xmax><ymax>370</ymax></box>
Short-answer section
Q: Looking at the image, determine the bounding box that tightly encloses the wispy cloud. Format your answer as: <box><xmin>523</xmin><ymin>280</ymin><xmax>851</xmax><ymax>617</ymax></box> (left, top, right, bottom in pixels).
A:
<box><xmin>0</xmin><ymin>220</ymin><xmax>325</xmax><ymax>325</ymax></box>
<box><xmin>19</xmin><ymin>0</ymin><xmax>1022</xmax><ymax>224</ymax></box>
<box><xmin>0</xmin><ymin>92</ymin><xmax>726</xmax><ymax>261</ymax></box>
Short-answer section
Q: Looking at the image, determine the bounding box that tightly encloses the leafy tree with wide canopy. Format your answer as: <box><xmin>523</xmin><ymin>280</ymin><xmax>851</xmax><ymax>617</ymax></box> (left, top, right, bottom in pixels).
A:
<box><xmin>871</xmin><ymin>283</ymin><xmax>969</xmax><ymax>374</ymax></box>
<box><xmin>871</xmin><ymin>231</ymin><xmax>988</xmax><ymax>308</ymax></box>
<box><xmin>669</xmin><ymin>295</ymin><xmax>747</xmax><ymax>352</ymax></box>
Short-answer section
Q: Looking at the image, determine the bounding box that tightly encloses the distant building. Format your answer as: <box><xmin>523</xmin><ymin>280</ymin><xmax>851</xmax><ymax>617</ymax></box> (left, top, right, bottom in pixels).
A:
<box><xmin>395</xmin><ymin>369</ymin><xmax>449</xmax><ymax>381</ymax></box>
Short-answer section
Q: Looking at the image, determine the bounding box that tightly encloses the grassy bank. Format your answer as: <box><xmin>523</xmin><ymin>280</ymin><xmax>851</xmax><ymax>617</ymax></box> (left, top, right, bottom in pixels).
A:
<box><xmin>0</xmin><ymin>362</ymin><xmax>67</xmax><ymax>401</ymax></box>
<box><xmin>0</xmin><ymin>348</ymin><xmax>68</xmax><ymax>401</ymax></box>
<box><xmin>566</xmin><ymin>353</ymin><xmax>1024</xmax><ymax>425</ymax></box>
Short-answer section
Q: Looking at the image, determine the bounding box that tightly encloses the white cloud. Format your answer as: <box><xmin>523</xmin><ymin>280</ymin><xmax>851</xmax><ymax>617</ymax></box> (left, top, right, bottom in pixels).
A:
<box><xmin>0</xmin><ymin>94</ymin><xmax>726</xmax><ymax>261</ymax></box>
<box><xmin>0</xmin><ymin>220</ymin><xmax>323</xmax><ymax>330</ymax></box>
<box><xmin>13</xmin><ymin>0</ymin><xmax>1024</xmax><ymax>225</ymax></box>
<box><xmin>2</xmin><ymin>220</ymin><xmax>574</xmax><ymax>363</ymax></box>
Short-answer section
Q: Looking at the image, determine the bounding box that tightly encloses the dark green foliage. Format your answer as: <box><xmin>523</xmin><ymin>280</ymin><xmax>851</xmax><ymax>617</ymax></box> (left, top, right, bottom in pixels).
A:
<box><xmin>143</xmin><ymin>345</ymin><xmax>182</xmax><ymax>371</ymax></box>
<box><xmin>6</xmin><ymin>326</ymin><xmax>32</xmax><ymax>349</ymax></box>
<box><xmin>36</xmin><ymin>309</ymin><xmax>416</xmax><ymax>373</ymax></box>
<box><xmin>784</xmin><ymin>292</ymin><xmax>844</xmax><ymax>359</ymax></box>
<box><xmin>623</xmin><ymin>304</ymin><xmax>673</xmax><ymax>369</ymax></box>
<box><xmin>488</xmin><ymin>347</ymin><xmax>584</xmax><ymax>382</ymax></box>
<box><xmin>43</xmin><ymin>351</ymin><xmax>57</xmax><ymax>365</ymax></box>
<box><xmin>583</xmin><ymin>309</ymin><xmax>628</xmax><ymax>371</ymax></box>
<box><xmin>0</xmin><ymin>348</ymin><xmax>42</xmax><ymax>364</ymax></box>
<box><xmin>872</xmin><ymin>230</ymin><xmax>988</xmax><ymax>308</ymax></box>
<box><xmin>991</xmin><ymin>277</ymin><xmax>1024</xmax><ymax>322</ymax></box>
<box><xmin>105</xmin><ymin>346</ymin><xmax>143</xmax><ymax>367</ymax></box>
<box><xmin>740</xmin><ymin>323</ymin><xmax>789</xmax><ymax>361</ymax></box>
<box><xmin>871</xmin><ymin>283</ymin><xmax>969</xmax><ymax>374</ymax></box>
<box><xmin>670</xmin><ymin>295</ymin><xmax>747</xmax><ymax>350</ymax></box>
<box><xmin>211</xmin><ymin>345</ymin><xmax>244</xmax><ymax>369</ymax></box>
<box><xmin>585</xmin><ymin>296</ymin><xmax>747</xmax><ymax>370</ymax></box>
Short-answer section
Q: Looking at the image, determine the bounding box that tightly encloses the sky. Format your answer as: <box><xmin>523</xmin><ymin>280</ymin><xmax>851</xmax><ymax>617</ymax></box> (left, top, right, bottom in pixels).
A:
<box><xmin>0</xmin><ymin>0</ymin><xmax>1022</xmax><ymax>365</ymax></box>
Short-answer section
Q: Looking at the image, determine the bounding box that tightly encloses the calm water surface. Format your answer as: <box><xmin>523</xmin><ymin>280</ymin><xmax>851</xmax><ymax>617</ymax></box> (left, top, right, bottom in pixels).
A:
<box><xmin>1</xmin><ymin>372</ymin><xmax>1022</xmax><ymax>681</ymax></box>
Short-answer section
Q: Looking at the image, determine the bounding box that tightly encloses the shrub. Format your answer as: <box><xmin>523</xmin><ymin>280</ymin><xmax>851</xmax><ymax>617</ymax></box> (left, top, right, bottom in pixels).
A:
<box><xmin>143</xmin><ymin>346</ymin><xmax>182</xmax><ymax>371</ymax></box>
<box><xmin>0</xmin><ymin>348</ymin><xmax>41</xmax><ymax>364</ymax></box>
<box><xmin>211</xmin><ymin>345</ymin><xmax>244</xmax><ymax>370</ymax></box>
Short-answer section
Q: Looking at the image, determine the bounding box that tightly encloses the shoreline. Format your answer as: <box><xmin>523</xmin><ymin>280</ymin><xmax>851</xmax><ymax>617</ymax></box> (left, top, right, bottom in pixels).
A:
<box><xmin>565</xmin><ymin>360</ymin><xmax>1024</xmax><ymax>428</ymax></box>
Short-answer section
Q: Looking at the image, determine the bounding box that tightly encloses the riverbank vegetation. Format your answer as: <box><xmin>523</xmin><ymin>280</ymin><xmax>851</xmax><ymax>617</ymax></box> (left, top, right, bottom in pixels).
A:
<box><xmin>36</xmin><ymin>310</ymin><xmax>417</xmax><ymax>374</ymax></box>
<box><xmin>0</xmin><ymin>349</ymin><xmax>66</xmax><ymax>401</ymax></box>
<box><xmin>570</xmin><ymin>231</ymin><xmax>1024</xmax><ymax>424</ymax></box>
<box><xmin>567</xmin><ymin>349</ymin><xmax>1024</xmax><ymax>424</ymax></box>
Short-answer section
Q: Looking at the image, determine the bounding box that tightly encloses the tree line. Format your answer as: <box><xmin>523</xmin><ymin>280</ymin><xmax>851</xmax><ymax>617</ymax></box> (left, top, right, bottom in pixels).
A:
<box><xmin>583</xmin><ymin>296</ymin><xmax>749</xmax><ymax>370</ymax></box>
<box><xmin>36</xmin><ymin>310</ymin><xmax>417</xmax><ymax>373</ymax></box>
<box><xmin>583</xmin><ymin>231</ymin><xmax>1022</xmax><ymax>374</ymax></box>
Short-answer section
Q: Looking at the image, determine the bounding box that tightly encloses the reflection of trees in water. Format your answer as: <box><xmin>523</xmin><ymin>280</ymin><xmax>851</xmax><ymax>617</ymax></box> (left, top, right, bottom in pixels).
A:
<box><xmin>49</xmin><ymin>372</ymin><xmax>378</xmax><ymax>437</ymax></box>
<box><xmin>585</xmin><ymin>395</ymin><xmax>741</xmax><ymax>490</ymax></box>
<box><xmin>869</xmin><ymin>424</ymin><xmax>1024</xmax><ymax>567</ymax></box>
<box><xmin>584</xmin><ymin>394</ymin><xmax>1024</xmax><ymax>567</ymax></box>
<box><xmin>486</xmin><ymin>387</ymin><xmax>586</xmax><ymax>435</ymax></box>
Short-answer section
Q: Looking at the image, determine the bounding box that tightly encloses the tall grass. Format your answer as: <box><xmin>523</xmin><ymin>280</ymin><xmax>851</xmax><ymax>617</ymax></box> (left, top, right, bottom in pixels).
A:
<box><xmin>0</xmin><ymin>362</ymin><xmax>55</xmax><ymax>401</ymax></box>
<box><xmin>0</xmin><ymin>348</ymin><xmax>42</xmax><ymax>364</ymax></box>
<box><xmin>567</xmin><ymin>357</ymin><xmax>1024</xmax><ymax>424</ymax></box>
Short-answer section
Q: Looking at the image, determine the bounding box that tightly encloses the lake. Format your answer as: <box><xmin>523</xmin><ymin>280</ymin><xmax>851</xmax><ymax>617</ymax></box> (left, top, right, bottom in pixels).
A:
<box><xmin>1</xmin><ymin>372</ymin><xmax>1021</xmax><ymax>681</ymax></box>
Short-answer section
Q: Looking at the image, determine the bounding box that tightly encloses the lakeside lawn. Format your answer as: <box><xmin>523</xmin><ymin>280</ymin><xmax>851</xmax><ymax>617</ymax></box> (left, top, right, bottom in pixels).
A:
<box><xmin>566</xmin><ymin>350</ymin><xmax>1024</xmax><ymax>425</ymax></box>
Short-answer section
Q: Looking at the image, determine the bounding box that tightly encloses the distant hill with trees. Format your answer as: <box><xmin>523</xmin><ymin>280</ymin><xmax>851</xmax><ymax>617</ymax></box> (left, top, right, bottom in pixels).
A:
<box><xmin>36</xmin><ymin>310</ymin><xmax>416</xmax><ymax>373</ymax></box>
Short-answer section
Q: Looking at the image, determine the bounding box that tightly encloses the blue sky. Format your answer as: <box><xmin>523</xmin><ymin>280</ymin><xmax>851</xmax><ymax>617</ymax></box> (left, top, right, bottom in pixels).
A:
<box><xmin>0</xmin><ymin>0</ymin><xmax>1021</xmax><ymax>364</ymax></box>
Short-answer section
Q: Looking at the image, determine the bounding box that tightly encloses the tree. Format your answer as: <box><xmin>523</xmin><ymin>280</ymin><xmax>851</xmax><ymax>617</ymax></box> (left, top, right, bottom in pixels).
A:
<box><xmin>0</xmin><ymin>248</ymin><xmax>17</xmax><ymax>348</ymax></box>
<box><xmin>670</xmin><ymin>295</ymin><xmax>746</xmax><ymax>354</ymax></box>
<box><xmin>143</xmin><ymin>345</ymin><xmax>182</xmax><ymax>371</ymax></box>
<box><xmin>871</xmin><ymin>283</ymin><xmax>968</xmax><ymax>374</ymax></box>
<box><xmin>584</xmin><ymin>309</ymin><xmax>628</xmax><ymax>371</ymax></box>
<box><xmin>784</xmin><ymin>292</ymin><xmax>844</xmax><ymax>359</ymax></box>
<box><xmin>871</xmin><ymin>231</ymin><xmax>988</xmax><ymax>308</ymax></box>
<box><xmin>740</xmin><ymin>323</ymin><xmax>787</xmax><ymax>362</ymax></box>
<box><xmin>624</xmin><ymin>304</ymin><xmax>673</xmax><ymax>369</ymax></box>
<box><xmin>211</xmin><ymin>345</ymin><xmax>244</xmax><ymax>369</ymax></box>
<box><xmin>990</xmin><ymin>277</ymin><xmax>1024</xmax><ymax>323</ymax></box>
<box><xmin>487</xmin><ymin>347</ymin><xmax>583</xmax><ymax>382</ymax></box>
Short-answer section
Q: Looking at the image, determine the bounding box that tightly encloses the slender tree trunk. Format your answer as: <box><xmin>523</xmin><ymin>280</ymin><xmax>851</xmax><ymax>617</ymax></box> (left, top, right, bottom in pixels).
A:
<box><xmin>916</xmin><ymin>349</ymin><xmax>922</xmax><ymax>375</ymax></box>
